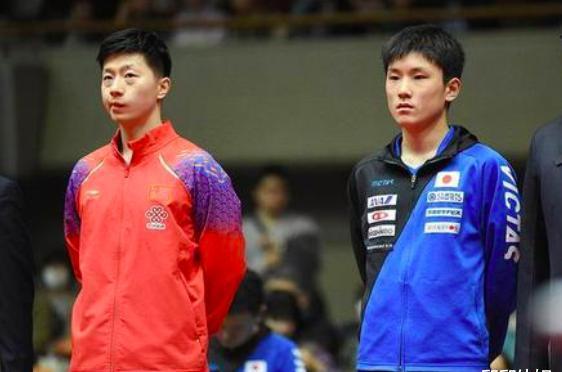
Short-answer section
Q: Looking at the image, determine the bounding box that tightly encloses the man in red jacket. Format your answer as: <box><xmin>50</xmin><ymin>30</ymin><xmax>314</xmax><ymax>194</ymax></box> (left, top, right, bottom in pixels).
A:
<box><xmin>64</xmin><ymin>28</ymin><xmax>246</xmax><ymax>371</ymax></box>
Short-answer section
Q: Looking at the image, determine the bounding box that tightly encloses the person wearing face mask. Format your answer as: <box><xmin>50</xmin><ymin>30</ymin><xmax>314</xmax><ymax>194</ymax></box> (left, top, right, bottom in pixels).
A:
<box><xmin>209</xmin><ymin>270</ymin><xmax>305</xmax><ymax>372</ymax></box>
<box><xmin>0</xmin><ymin>176</ymin><xmax>34</xmax><ymax>372</ymax></box>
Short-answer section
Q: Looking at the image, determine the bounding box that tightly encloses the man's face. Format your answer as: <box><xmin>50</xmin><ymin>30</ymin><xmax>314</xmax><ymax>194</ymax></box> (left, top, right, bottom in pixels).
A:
<box><xmin>385</xmin><ymin>52</ymin><xmax>460</xmax><ymax>131</ymax></box>
<box><xmin>216</xmin><ymin>312</ymin><xmax>259</xmax><ymax>349</ymax></box>
<box><xmin>101</xmin><ymin>53</ymin><xmax>169</xmax><ymax>127</ymax></box>
<box><xmin>254</xmin><ymin>175</ymin><xmax>289</xmax><ymax>216</ymax></box>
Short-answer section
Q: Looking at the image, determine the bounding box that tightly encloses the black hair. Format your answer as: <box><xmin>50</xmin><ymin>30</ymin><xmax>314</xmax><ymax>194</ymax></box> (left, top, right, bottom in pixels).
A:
<box><xmin>382</xmin><ymin>24</ymin><xmax>465</xmax><ymax>82</ymax></box>
<box><xmin>255</xmin><ymin>165</ymin><xmax>290</xmax><ymax>185</ymax></box>
<box><xmin>265</xmin><ymin>289</ymin><xmax>303</xmax><ymax>333</ymax></box>
<box><xmin>97</xmin><ymin>28</ymin><xmax>172</xmax><ymax>77</ymax></box>
<box><xmin>229</xmin><ymin>270</ymin><xmax>264</xmax><ymax>315</ymax></box>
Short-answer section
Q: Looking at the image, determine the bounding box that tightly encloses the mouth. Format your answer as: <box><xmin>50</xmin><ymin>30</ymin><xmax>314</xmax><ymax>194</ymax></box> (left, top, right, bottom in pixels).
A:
<box><xmin>396</xmin><ymin>103</ymin><xmax>414</xmax><ymax>110</ymax></box>
<box><xmin>109</xmin><ymin>102</ymin><xmax>126</xmax><ymax>111</ymax></box>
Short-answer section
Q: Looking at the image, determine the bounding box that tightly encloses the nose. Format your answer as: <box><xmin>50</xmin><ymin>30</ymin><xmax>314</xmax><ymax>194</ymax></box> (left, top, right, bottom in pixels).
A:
<box><xmin>397</xmin><ymin>78</ymin><xmax>412</xmax><ymax>99</ymax></box>
<box><xmin>109</xmin><ymin>78</ymin><xmax>124</xmax><ymax>97</ymax></box>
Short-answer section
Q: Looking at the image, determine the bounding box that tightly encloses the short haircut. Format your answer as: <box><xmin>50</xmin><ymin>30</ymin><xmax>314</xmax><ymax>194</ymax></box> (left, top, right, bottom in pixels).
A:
<box><xmin>382</xmin><ymin>24</ymin><xmax>465</xmax><ymax>82</ymax></box>
<box><xmin>97</xmin><ymin>28</ymin><xmax>172</xmax><ymax>77</ymax></box>
<box><xmin>256</xmin><ymin>165</ymin><xmax>290</xmax><ymax>186</ymax></box>
<box><xmin>229</xmin><ymin>270</ymin><xmax>264</xmax><ymax>315</ymax></box>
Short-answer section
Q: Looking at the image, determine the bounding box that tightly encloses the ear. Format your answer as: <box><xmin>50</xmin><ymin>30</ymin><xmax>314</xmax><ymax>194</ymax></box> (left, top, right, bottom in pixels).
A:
<box><xmin>444</xmin><ymin>77</ymin><xmax>462</xmax><ymax>103</ymax></box>
<box><xmin>156</xmin><ymin>77</ymin><xmax>171</xmax><ymax>100</ymax></box>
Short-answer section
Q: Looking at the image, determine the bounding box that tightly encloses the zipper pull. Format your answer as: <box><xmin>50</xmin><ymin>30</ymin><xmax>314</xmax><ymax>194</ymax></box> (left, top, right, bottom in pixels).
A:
<box><xmin>410</xmin><ymin>174</ymin><xmax>417</xmax><ymax>189</ymax></box>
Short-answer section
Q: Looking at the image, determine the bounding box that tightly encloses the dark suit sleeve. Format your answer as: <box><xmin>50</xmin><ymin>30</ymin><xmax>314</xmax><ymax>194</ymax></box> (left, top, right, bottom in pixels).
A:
<box><xmin>0</xmin><ymin>179</ymin><xmax>34</xmax><ymax>372</ymax></box>
<box><xmin>515</xmin><ymin>134</ymin><xmax>550</xmax><ymax>369</ymax></box>
<box><xmin>348</xmin><ymin>167</ymin><xmax>366</xmax><ymax>285</ymax></box>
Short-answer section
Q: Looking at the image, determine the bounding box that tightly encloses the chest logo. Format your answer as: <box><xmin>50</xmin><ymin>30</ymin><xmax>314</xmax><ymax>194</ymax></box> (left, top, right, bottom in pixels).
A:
<box><xmin>434</xmin><ymin>171</ymin><xmax>460</xmax><ymax>188</ymax></box>
<box><xmin>368</xmin><ymin>209</ymin><xmax>396</xmax><ymax>223</ymax></box>
<box><xmin>427</xmin><ymin>191</ymin><xmax>464</xmax><ymax>204</ymax></box>
<box><xmin>368</xmin><ymin>224</ymin><xmax>396</xmax><ymax>239</ymax></box>
<box><xmin>145</xmin><ymin>205</ymin><xmax>169</xmax><ymax>231</ymax></box>
<box><xmin>367</xmin><ymin>194</ymin><xmax>397</xmax><ymax>209</ymax></box>
<box><xmin>424</xmin><ymin>222</ymin><xmax>460</xmax><ymax>234</ymax></box>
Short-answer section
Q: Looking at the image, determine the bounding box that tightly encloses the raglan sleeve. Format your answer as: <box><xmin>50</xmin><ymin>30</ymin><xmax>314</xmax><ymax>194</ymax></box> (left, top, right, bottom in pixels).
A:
<box><xmin>64</xmin><ymin>160</ymin><xmax>90</xmax><ymax>284</ymax></box>
<box><xmin>480</xmin><ymin>155</ymin><xmax>520</xmax><ymax>361</ymax></box>
<box><xmin>191</xmin><ymin>154</ymin><xmax>246</xmax><ymax>335</ymax></box>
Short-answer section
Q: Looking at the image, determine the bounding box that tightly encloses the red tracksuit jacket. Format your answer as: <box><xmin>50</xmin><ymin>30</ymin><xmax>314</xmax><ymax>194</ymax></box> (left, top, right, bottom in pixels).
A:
<box><xmin>64</xmin><ymin>121</ymin><xmax>246</xmax><ymax>371</ymax></box>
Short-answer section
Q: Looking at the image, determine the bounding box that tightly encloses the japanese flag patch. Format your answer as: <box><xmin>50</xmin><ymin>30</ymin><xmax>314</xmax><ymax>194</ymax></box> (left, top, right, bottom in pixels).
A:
<box><xmin>244</xmin><ymin>360</ymin><xmax>267</xmax><ymax>372</ymax></box>
<box><xmin>435</xmin><ymin>171</ymin><xmax>460</xmax><ymax>188</ymax></box>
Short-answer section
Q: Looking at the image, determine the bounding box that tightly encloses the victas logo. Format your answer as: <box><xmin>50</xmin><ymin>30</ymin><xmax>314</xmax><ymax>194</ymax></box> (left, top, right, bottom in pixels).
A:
<box><xmin>434</xmin><ymin>171</ymin><xmax>460</xmax><ymax>188</ymax></box>
<box><xmin>427</xmin><ymin>191</ymin><xmax>464</xmax><ymax>204</ymax></box>
<box><xmin>371</xmin><ymin>179</ymin><xmax>395</xmax><ymax>187</ymax></box>
<box><xmin>145</xmin><ymin>205</ymin><xmax>169</xmax><ymax>231</ymax></box>
<box><xmin>367</xmin><ymin>194</ymin><xmax>398</xmax><ymax>209</ymax></box>
<box><xmin>368</xmin><ymin>224</ymin><xmax>396</xmax><ymax>239</ymax></box>
<box><xmin>367</xmin><ymin>209</ymin><xmax>396</xmax><ymax>224</ymax></box>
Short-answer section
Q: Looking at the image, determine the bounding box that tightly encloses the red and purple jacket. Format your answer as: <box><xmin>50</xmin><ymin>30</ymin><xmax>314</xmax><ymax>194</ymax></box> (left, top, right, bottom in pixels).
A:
<box><xmin>64</xmin><ymin>121</ymin><xmax>246</xmax><ymax>371</ymax></box>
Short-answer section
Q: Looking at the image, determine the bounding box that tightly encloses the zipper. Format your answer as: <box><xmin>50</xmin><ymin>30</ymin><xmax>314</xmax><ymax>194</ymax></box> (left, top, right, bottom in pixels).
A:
<box><xmin>109</xmin><ymin>163</ymin><xmax>130</xmax><ymax>371</ymax></box>
<box><xmin>380</xmin><ymin>156</ymin><xmax>449</xmax><ymax>371</ymax></box>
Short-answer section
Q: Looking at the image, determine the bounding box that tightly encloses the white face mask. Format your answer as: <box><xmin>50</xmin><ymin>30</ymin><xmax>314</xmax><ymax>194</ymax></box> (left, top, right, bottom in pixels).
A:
<box><xmin>42</xmin><ymin>266</ymin><xmax>69</xmax><ymax>290</ymax></box>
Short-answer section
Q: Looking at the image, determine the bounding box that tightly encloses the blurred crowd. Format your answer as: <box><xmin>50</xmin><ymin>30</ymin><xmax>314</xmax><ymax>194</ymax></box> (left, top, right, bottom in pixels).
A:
<box><xmin>0</xmin><ymin>0</ymin><xmax>558</xmax><ymax>44</ymax></box>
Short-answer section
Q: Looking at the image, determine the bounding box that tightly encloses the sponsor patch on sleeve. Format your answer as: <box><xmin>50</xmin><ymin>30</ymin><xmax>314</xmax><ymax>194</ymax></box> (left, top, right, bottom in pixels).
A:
<box><xmin>367</xmin><ymin>194</ymin><xmax>398</xmax><ymax>209</ymax></box>
<box><xmin>367</xmin><ymin>209</ymin><xmax>397</xmax><ymax>224</ymax></box>
<box><xmin>434</xmin><ymin>171</ymin><xmax>460</xmax><ymax>188</ymax></box>
<box><xmin>427</xmin><ymin>191</ymin><xmax>464</xmax><ymax>203</ymax></box>
<box><xmin>425</xmin><ymin>207</ymin><xmax>463</xmax><ymax>218</ymax></box>
<box><xmin>424</xmin><ymin>222</ymin><xmax>460</xmax><ymax>234</ymax></box>
<box><xmin>368</xmin><ymin>224</ymin><xmax>396</xmax><ymax>239</ymax></box>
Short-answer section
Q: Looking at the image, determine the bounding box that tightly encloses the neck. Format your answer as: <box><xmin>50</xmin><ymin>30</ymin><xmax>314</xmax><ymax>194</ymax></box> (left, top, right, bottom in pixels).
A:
<box><xmin>118</xmin><ymin>109</ymin><xmax>163</xmax><ymax>163</ymax></box>
<box><xmin>400</xmin><ymin>115</ymin><xmax>449</xmax><ymax>168</ymax></box>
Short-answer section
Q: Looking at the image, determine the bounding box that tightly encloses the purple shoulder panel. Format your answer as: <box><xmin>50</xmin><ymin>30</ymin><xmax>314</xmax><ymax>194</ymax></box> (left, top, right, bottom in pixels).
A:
<box><xmin>172</xmin><ymin>151</ymin><xmax>241</xmax><ymax>234</ymax></box>
<box><xmin>64</xmin><ymin>160</ymin><xmax>91</xmax><ymax>236</ymax></box>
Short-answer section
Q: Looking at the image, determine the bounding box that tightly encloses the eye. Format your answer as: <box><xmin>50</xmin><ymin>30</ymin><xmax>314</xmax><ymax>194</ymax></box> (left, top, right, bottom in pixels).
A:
<box><xmin>414</xmin><ymin>74</ymin><xmax>427</xmax><ymax>80</ymax></box>
<box><xmin>124</xmin><ymin>73</ymin><xmax>137</xmax><ymax>79</ymax></box>
<box><xmin>388</xmin><ymin>75</ymin><xmax>400</xmax><ymax>81</ymax></box>
<box><xmin>102</xmin><ymin>75</ymin><xmax>113</xmax><ymax>81</ymax></box>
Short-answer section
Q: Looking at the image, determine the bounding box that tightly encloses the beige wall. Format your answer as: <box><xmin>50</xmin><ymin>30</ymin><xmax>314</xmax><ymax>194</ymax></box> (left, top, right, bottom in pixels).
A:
<box><xmin>39</xmin><ymin>28</ymin><xmax>562</xmax><ymax>168</ymax></box>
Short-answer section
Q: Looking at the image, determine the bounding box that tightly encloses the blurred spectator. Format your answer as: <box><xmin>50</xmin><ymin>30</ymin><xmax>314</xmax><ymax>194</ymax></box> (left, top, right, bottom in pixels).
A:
<box><xmin>65</xmin><ymin>0</ymin><xmax>97</xmax><ymax>44</ymax></box>
<box><xmin>264</xmin><ymin>278</ymin><xmax>340</xmax><ymax>371</ymax></box>
<box><xmin>243</xmin><ymin>165</ymin><xmax>322</xmax><ymax>293</ymax></box>
<box><xmin>115</xmin><ymin>0</ymin><xmax>155</xmax><ymax>24</ymax></box>
<box><xmin>209</xmin><ymin>270</ymin><xmax>306</xmax><ymax>371</ymax></box>
<box><xmin>152</xmin><ymin>0</ymin><xmax>179</xmax><ymax>18</ymax></box>
<box><xmin>172</xmin><ymin>0</ymin><xmax>226</xmax><ymax>46</ymax></box>
<box><xmin>33</xmin><ymin>252</ymin><xmax>75</xmax><ymax>372</ymax></box>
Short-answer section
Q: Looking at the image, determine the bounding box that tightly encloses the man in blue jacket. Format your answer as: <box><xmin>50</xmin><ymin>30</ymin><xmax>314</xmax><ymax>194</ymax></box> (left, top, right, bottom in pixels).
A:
<box><xmin>0</xmin><ymin>176</ymin><xmax>34</xmax><ymax>371</ymax></box>
<box><xmin>348</xmin><ymin>24</ymin><xmax>519</xmax><ymax>371</ymax></box>
<box><xmin>209</xmin><ymin>270</ymin><xmax>305</xmax><ymax>372</ymax></box>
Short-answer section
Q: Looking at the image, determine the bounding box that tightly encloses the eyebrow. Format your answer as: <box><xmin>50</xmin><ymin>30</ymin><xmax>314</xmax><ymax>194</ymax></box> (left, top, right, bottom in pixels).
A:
<box><xmin>103</xmin><ymin>64</ymin><xmax>137</xmax><ymax>73</ymax></box>
<box><xmin>388</xmin><ymin>67</ymin><xmax>429</xmax><ymax>74</ymax></box>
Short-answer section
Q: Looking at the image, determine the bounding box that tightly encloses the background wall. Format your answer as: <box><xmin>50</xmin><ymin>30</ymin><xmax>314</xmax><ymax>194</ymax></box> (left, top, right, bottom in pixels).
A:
<box><xmin>35</xmin><ymin>28</ymin><xmax>562</xmax><ymax>169</ymax></box>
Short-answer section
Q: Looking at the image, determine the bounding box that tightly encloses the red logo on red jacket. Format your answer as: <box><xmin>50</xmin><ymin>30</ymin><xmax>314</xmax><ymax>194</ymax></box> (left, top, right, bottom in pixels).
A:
<box><xmin>145</xmin><ymin>205</ymin><xmax>169</xmax><ymax>230</ymax></box>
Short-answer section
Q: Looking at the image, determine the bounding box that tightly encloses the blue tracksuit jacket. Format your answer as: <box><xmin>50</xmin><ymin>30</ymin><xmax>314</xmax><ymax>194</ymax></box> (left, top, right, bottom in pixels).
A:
<box><xmin>348</xmin><ymin>126</ymin><xmax>519</xmax><ymax>371</ymax></box>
